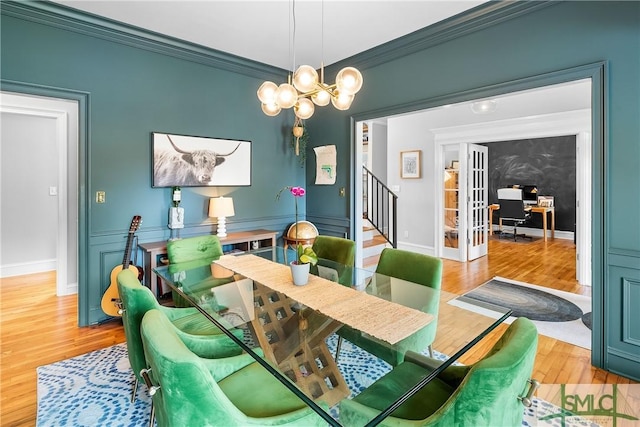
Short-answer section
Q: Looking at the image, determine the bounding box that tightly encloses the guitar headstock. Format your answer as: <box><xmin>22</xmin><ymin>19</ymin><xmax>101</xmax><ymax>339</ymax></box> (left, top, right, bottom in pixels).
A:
<box><xmin>129</xmin><ymin>215</ymin><xmax>142</xmax><ymax>234</ymax></box>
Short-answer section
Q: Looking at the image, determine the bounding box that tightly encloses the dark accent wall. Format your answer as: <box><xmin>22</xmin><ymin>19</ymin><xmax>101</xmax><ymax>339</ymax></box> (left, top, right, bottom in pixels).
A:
<box><xmin>484</xmin><ymin>136</ymin><xmax>576</xmax><ymax>232</ymax></box>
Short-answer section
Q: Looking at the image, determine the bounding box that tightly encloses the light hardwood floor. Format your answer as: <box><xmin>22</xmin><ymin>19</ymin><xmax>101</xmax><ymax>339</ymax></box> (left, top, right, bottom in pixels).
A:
<box><xmin>1</xmin><ymin>237</ymin><xmax>636</xmax><ymax>426</ymax></box>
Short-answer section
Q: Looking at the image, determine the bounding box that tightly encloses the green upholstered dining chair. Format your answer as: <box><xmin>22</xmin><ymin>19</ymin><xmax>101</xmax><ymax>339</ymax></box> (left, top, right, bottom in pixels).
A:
<box><xmin>166</xmin><ymin>235</ymin><xmax>225</xmax><ymax>307</ymax></box>
<box><xmin>140</xmin><ymin>308</ymin><xmax>327</xmax><ymax>427</ymax></box>
<box><xmin>310</xmin><ymin>235</ymin><xmax>356</xmax><ymax>286</ymax></box>
<box><xmin>339</xmin><ymin>317</ymin><xmax>539</xmax><ymax>427</ymax></box>
<box><xmin>116</xmin><ymin>269</ymin><xmax>243</xmax><ymax>406</ymax></box>
<box><xmin>336</xmin><ymin>247</ymin><xmax>443</xmax><ymax>366</ymax></box>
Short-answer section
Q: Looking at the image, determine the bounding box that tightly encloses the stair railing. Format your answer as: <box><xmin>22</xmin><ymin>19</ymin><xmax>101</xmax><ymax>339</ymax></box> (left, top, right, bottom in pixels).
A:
<box><xmin>363</xmin><ymin>165</ymin><xmax>398</xmax><ymax>248</ymax></box>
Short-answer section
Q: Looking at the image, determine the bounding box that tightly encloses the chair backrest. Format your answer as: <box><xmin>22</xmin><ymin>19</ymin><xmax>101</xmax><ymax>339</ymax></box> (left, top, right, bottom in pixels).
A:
<box><xmin>166</xmin><ymin>235</ymin><xmax>223</xmax><ymax>264</ymax></box>
<box><xmin>375</xmin><ymin>248</ymin><xmax>443</xmax><ymax>350</ymax></box>
<box><xmin>117</xmin><ymin>268</ymin><xmax>163</xmax><ymax>380</ymax></box>
<box><xmin>312</xmin><ymin>235</ymin><xmax>356</xmax><ymax>266</ymax></box>
<box><xmin>140</xmin><ymin>309</ymin><xmax>324</xmax><ymax>426</ymax></box>
<box><xmin>375</xmin><ymin>248</ymin><xmax>442</xmax><ymax>290</ymax></box>
<box><xmin>140</xmin><ymin>309</ymin><xmax>243</xmax><ymax>426</ymax></box>
<box><xmin>498</xmin><ymin>188</ymin><xmax>527</xmax><ymax>221</ymax></box>
<box><xmin>340</xmin><ymin>317</ymin><xmax>538</xmax><ymax>426</ymax></box>
<box><xmin>434</xmin><ymin>317</ymin><xmax>539</xmax><ymax>426</ymax></box>
<box><xmin>310</xmin><ymin>235</ymin><xmax>356</xmax><ymax>286</ymax></box>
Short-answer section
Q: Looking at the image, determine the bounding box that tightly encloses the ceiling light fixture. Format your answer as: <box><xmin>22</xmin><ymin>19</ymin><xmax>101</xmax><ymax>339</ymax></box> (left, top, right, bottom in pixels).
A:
<box><xmin>470</xmin><ymin>100</ymin><xmax>498</xmax><ymax>114</ymax></box>
<box><xmin>257</xmin><ymin>0</ymin><xmax>363</xmax><ymax>120</ymax></box>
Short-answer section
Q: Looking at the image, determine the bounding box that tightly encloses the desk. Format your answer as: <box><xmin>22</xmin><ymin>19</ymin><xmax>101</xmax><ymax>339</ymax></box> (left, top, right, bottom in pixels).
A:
<box><xmin>138</xmin><ymin>229</ymin><xmax>277</xmax><ymax>297</ymax></box>
<box><xmin>488</xmin><ymin>204</ymin><xmax>555</xmax><ymax>241</ymax></box>
<box><xmin>154</xmin><ymin>246</ymin><xmax>511</xmax><ymax>426</ymax></box>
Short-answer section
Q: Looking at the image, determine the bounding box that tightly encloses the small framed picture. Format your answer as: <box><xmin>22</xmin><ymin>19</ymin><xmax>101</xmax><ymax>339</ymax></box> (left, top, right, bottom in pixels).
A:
<box><xmin>451</xmin><ymin>160</ymin><xmax>460</xmax><ymax>169</ymax></box>
<box><xmin>400</xmin><ymin>150</ymin><xmax>422</xmax><ymax>179</ymax></box>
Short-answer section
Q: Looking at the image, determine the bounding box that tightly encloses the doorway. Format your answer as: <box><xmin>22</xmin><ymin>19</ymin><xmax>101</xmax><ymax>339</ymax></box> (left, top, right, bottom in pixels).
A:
<box><xmin>353</xmin><ymin>78</ymin><xmax>591</xmax><ymax>286</ymax></box>
<box><xmin>0</xmin><ymin>91</ymin><xmax>79</xmax><ymax>296</ymax></box>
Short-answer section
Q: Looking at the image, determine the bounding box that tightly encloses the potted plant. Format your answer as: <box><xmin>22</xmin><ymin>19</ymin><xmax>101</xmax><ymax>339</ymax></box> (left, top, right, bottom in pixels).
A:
<box><xmin>276</xmin><ymin>186</ymin><xmax>318</xmax><ymax>285</ymax></box>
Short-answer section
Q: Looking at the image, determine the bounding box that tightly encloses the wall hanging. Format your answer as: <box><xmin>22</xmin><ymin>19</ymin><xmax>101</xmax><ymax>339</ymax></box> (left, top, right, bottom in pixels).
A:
<box><xmin>152</xmin><ymin>132</ymin><xmax>251</xmax><ymax>187</ymax></box>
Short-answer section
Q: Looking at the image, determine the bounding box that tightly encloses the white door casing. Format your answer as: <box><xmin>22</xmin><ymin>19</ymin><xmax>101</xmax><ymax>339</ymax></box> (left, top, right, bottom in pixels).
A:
<box><xmin>0</xmin><ymin>91</ymin><xmax>79</xmax><ymax>295</ymax></box>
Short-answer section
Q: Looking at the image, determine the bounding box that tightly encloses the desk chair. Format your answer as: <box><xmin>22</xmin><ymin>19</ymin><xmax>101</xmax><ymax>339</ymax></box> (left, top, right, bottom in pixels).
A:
<box><xmin>497</xmin><ymin>188</ymin><xmax>532</xmax><ymax>241</ymax></box>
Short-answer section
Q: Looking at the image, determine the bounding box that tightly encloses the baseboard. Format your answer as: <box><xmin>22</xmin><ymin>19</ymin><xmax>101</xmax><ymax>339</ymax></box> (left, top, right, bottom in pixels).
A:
<box><xmin>0</xmin><ymin>259</ymin><xmax>56</xmax><ymax>278</ymax></box>
<box><xmin>493</xmin><ymin>226</ymin><xmax>574</xmax><ymax>241</ymax></box>
<box><xmin>396</xmin><ymin>241</ymin><xmax>437</xmax><ymax>257</ymax></box>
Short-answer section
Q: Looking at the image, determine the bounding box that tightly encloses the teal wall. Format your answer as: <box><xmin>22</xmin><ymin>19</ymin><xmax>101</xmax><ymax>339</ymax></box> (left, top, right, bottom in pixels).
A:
<box><xmin>2</xmin><ymin>1</ymin><xmax>639</xmax><ymax>379</ymax></box>
<box><xmin>1</xmin><ymin>2</ymin><xmax>305</xmax><ymax>325</ymax></box>
<box><xmin>306</xmin><ymin>1</ymin><xmax>640</xmax><ymax>380</ymax></box>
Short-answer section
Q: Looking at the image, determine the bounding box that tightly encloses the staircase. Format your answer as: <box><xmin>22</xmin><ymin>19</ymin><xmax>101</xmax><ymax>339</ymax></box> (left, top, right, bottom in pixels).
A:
<box><xmin>362</xmin><ymin>221</ymin><xmax>391</xmax><ymax>270</ymax></box>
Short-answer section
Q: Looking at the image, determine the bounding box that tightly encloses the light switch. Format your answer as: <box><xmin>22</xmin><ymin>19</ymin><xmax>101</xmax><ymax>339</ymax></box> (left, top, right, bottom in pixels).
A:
<box><xmin>49</xmin><ymin>186</ymin><xmax>58</xmax><ymax>196</ymax></box>
<box><xmin>96</xmin><ymin>191</ymin><xmax>106</xmax><ymax>203</ymax></box>
<box><xmin>392</xmin><ymin>185</ymin><xmax>400</xmax><ymax>192</ymax></box>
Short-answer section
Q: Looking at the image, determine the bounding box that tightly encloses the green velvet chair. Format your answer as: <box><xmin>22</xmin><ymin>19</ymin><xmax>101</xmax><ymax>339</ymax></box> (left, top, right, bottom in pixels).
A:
<box><xmin>336</xmin><ymin>247</ymin><xmax>443</xmax><ymax>366</ymax></box>
<box><xmin>140</xmin><ymin>308</ymin><xmax>327</xmax><ymax>427</ymax></box>
<box><xmin>339</xmin><ymin>317</ymin><xmax>539</xmax><ymax>427</ymax></box>
<box><xmin>116</xmin><ymin>269</ymin><xmax>243</xmax><ymax>406</ymax></box>
<box><xmin>310</xmin><ymin>235</ymin><xmax>356</xmax><ymax>286</ymax></box>
<box><xmin>166</xmin><ymin>235</ymin><xmax>225</xmax><ymax>307</ymax></box>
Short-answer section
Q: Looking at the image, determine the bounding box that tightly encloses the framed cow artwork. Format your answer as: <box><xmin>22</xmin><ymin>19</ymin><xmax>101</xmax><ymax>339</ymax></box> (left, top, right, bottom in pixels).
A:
<box><xmin>152</xmin><ymin>132</ymin><xmax>251</xmax><ymax>187</ymax></box>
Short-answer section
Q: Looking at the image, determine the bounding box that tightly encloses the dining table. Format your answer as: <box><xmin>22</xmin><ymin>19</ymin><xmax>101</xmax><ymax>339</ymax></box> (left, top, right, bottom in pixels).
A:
<box><xmin>154</xmin><ymin>246</ymin><xmax>512</xmax><ymax>426</ymax></box>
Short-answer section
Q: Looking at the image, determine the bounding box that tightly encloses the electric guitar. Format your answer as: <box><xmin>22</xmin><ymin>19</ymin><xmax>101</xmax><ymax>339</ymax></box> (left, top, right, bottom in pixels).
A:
<box><xmin>101</xmin><ymin>215</ymin><xmax>143</xmax><ymax>317</ymax></box>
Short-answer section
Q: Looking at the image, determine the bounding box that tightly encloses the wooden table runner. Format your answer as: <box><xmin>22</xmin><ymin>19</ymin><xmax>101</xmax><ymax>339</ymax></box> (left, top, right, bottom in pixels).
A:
<box><xmin>214</xmin><ymin>254</ymin><xmax>434</xmax><ymax>344</ymax></box>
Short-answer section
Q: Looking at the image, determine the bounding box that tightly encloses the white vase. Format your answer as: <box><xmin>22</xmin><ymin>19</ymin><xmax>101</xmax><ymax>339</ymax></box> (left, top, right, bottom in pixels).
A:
<box><xmin>290</xmin><ymin>261</ymin><xmax>310</xmax><ymax>286</ymax></box>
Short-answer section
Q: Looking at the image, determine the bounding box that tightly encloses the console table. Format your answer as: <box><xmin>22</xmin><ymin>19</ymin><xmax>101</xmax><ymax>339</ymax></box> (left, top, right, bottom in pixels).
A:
<box><xmin>138</xmin><ymin>229</ymin><xmax>277</xmax><ymax>297</ymax></box>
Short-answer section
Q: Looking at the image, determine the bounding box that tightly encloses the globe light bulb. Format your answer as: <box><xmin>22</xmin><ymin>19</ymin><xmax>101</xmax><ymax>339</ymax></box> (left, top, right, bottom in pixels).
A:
<box><xmin>257</xmin><ymin>81</ymin><xmax>278</xmax><ymax>104</ymax></box>
<box><xmin>336</xmin><ymin>66</ymin><xmax>363</xmax><ymax>95</ymax></box>
<box><xmin>294</xmin><ymin>98</ymin><xmax>315</xmax><ymax>119</ymax></box>
<box><xmin>261</xmin><ymin>102</ymin><xmax>281</xmax><ymax>116</ymax></box>
<box><xmin>293</xmin><ymin>65</ymin><xmax>319</xmax><ymax>93</ymax></box>
<box><xmin>331</xmin><ymin>91</ymin><xmax>354</xmax><ymax>110</ymax></box>
<box><xmin>312</xmin><ymin>84</ymin><xmax>331</xmax><ymax>106</ymax></box>
<box><xmin>276</xmin><ymin>83</ymin><xmax>298</xmax><ymax>109</ymax></box>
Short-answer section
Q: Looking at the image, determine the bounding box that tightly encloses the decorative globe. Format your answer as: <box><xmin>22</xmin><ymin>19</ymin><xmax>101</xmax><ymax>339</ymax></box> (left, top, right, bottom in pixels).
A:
<box><xmin>286</xmin><ymin>221</ymin><xmax>319</xmax><ymax>240</ymax></box>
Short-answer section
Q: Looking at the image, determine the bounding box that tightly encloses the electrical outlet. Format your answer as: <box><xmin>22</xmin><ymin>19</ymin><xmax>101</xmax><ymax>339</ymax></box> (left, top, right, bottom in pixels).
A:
<box><xmin>96</xmin><ymin>191</ymin><xmax>106</xmax><ymax>203</ymax></box>
<box><xmin>339</xmin><ymin>187</ymin><xmax>345</xmax><ymax>197</ymax></box>
<box><xmin>404</xmin><ymin>230</ymin><xmax>409</xmax><ymax>238</ymax></box>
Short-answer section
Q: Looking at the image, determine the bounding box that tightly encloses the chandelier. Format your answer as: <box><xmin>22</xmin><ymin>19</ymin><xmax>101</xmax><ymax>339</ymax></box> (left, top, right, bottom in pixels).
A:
<box><xmin>256</xmin><ymin>1</ymin><xmax>363</xmax><ymax>120</ymax></box>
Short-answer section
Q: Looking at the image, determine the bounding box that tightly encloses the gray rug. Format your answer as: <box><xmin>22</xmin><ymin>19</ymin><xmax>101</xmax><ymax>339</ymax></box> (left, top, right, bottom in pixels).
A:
<box><xmin>449</xmin><ymin>276</ymin><xmax>592</xmax><ymax>349</ymax></box>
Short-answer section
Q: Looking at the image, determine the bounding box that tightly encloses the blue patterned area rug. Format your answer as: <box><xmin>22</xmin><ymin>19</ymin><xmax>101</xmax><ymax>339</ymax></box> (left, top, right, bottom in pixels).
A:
<box><xmin>37</xmin><ymin>336</ymin><xmax>593</xmax><ymax>427</ymax></box>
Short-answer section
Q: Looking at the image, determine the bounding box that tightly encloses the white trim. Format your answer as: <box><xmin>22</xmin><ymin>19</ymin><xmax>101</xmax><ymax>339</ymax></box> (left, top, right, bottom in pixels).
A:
<box><xmin>0</xmin><ymin>92</ymin><xmax>79</xmax><ymax>296</ymax></box>
<box><xmin>0</xmin><ymin>259</ymin><xmax>56</xmax><ymax>278</ymax></box>
<box><xmin>432</xmin><ymin>109</ymin><xmax>591</xmax><ymax>143</ymax></box>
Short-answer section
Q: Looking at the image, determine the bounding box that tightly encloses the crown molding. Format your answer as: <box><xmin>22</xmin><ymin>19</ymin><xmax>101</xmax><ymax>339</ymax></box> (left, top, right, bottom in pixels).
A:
<box><xmin>2</xmin><ymin>1</ymin><xmax>555</xmax><ymax>79</ymax></box>
<box><xmin>326</xmin><ymin>1</ymin><xmax>557</xmax><ymax>73</ymax></box>
<box><xmin>0</xmin><ymin>1</ymin><xmax>287</xmax><ymax>81</ymax></box>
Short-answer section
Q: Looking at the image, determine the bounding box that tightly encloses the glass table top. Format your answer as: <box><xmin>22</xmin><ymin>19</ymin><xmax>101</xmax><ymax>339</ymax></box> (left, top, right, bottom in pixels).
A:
<box><xmin>154</xmin><ymin>246</ymin><xmax>511</xmax><ymax>426</ymax></box>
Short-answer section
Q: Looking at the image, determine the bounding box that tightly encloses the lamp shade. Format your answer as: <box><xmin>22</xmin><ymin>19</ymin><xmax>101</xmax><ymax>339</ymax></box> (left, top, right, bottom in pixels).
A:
<box><xmin>208</xmin><ymin>197</ymin><xmax>235</xmax><ymax>218</ymax></box>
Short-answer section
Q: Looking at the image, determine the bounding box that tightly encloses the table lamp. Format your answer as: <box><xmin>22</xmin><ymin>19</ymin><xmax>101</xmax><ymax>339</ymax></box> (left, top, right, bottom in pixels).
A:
<box><xmin>209</xmin><ymin>196</ymin><xmax>235</xmax><ymax>238</ymax></box>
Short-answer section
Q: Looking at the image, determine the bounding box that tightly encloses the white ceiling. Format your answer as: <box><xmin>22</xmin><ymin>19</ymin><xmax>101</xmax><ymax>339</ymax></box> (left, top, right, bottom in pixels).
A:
<box><xmin>53</xmin><ymin>0</ymin><xmax>486</xmax><ymax>70</ymax></box>
<box><xmin>51</xmin><ymin>1</ymin><xmax>591</xmax><ymax>121</ymax></box>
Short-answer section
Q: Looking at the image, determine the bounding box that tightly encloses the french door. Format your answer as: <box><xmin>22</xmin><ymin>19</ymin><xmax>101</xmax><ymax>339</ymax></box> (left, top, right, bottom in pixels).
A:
<box><xmin>439</xmin><ymin>143</ymin><xmax>488</xmax><ymax>262</ymax></box>
<box><xmin>467</xmin><ymin>144</ymin><xmax>488</xmax><ymax>261</ymax></box>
